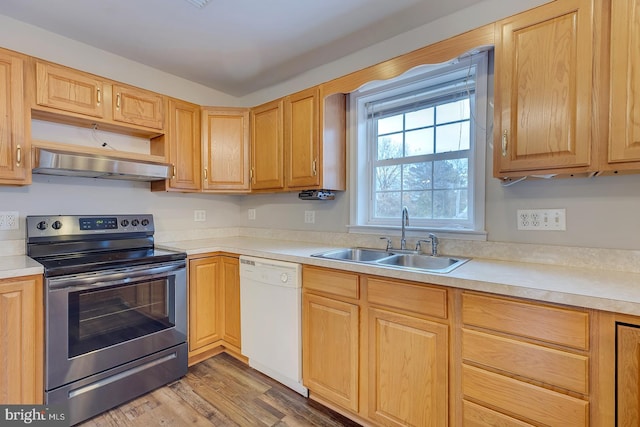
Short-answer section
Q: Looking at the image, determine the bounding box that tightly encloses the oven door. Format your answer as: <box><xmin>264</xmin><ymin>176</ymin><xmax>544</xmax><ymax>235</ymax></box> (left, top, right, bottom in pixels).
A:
<box><xmin>45</xmin><ymin>260</ymin><xmax>187</xmax><ymax>391</ymax></box>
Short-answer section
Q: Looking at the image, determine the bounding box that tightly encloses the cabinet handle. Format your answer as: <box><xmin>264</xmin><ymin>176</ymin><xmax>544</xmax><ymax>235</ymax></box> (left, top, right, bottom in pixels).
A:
<box><xmin>250</xmin><ymin>167</ymin><xmax>254</xmax><ymax>183</ymax></box>
<box><xmin>96</xmin><ymin>88</ymin><xmax>101</xmax><ymax>106</ymax></box>
<box><xmin>16</xmin><ymin>145</ymin><xmax>21</xmax><ymax>166</ymax></box>
<box><xmin>203</xmin><ymin>168</ymin><xmax>207</xmax><ymax>180</ymax></box>
<box><xmin>312</xmin><ymin>159</ymin><xmax>317</xmax><ymax>176</ymax></box>
<box><xmin>172</xmin><ymin>165</ymin><xmax>176</xmax><ymax>179</ymax></box>
<box><xmin>116</xmin><ymin>93</ymin><xmax>121</xmax><ymax>110</ymax></box>
<box><xmin>502</xmin><ymin>130</ymin><xmax>508</xmax><ymax>157</ymax></box>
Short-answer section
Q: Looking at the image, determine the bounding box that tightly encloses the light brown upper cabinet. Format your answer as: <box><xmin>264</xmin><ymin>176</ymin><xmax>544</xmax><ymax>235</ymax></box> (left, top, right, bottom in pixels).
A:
<box><xmin>0</xmin><ymin>48</ymin><xmax>30</xmax><ymax>185</ymax></box>
<box><xmin>112</xmin><ymin>84</ymin><xmax>164</xmax><ymax>130</ymax></box>
<box><xmin>201</xmin><ymin>107</ymin><xmax>250</xmax><ymax>192</ymax></box>
<box><xmin>606</xmin><ymin>0</ymin><xmax>640</xmax><ymax>166</ymax></box>
<box><xmin>493</xmin><ymin>0</ymin><xmax>595</xmax><ymax>178</ymax></box>
<box><xmin>250</xmin><ymin>99</ymin><xmax>285</xmax><ymax>191</ymax></box>
<box><xmin>32</xmin><ymin>59</ymin><xmax>166</xmax><ymax>137</ymax></box>
<box><xmin>285</xmin><ymin>88</ymin><xmax>346</xmax><ymax>191</ymax></box>
<box><xmin>152</xmin><ymin>98</ymin><xmax>201</xmax><ymax>192</ymax></box>
<box><xmin>285</xmin><ymin>87</ymin><xmax>320</xmax><ymax>189</ymax></box>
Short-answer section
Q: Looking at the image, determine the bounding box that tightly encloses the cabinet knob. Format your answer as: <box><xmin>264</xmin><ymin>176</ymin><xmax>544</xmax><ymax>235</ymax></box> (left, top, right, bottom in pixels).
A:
<box><xmin>502</xmin><ymin>130</ymin><xmax>508</xmax><ymax>157</ymax></box>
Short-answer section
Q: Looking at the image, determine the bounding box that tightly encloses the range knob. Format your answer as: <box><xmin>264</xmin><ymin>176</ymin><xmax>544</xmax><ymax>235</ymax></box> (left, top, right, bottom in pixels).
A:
<box><xmin>52</xmin><ymin>220</ymin><xmax>62</xmax><ymax>230</ymax></box>
<box><xmin>141</xmin><ymin>219</ymin><xmax>149</xmax><ymax>226</ymax></box>
<box><xmin>131</xmin><ymin>219</ymin><xmax>140</xmax><ymax>226</ymax></box>
<box><xmin>120</xmin><ymin>219</ymin><xmax>129</xmax><ymax>227</ymax></box>
<box><xmin>36</xmin><ymin>221</ymin><xmax>47</xmax><ymax>230</ymax></box>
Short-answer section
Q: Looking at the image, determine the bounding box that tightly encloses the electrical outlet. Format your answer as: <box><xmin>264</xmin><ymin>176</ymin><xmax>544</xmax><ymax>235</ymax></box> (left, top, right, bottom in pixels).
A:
<box><xmin>517</xmin><ymin>209</ymin><xmax>566</xmax><ymax>231</ymax></box>
<box><xmin>193</xmin><ymin>210</ymin><xmax>206</xmax><ymax>222</ymax></box>
<box><xmin>304</xmin><ymin>211</ymin><xmax>315</xmax><ymax>224</ymax></box>
<box><xmin>248</xmin><ymin>209</ymin><xmax>256</xmax><ymax>220</ymax></box>
<box><xmin>0</xmin><ymin>211</ymin><xmax>19</xmax><ymax>230</ymax></box>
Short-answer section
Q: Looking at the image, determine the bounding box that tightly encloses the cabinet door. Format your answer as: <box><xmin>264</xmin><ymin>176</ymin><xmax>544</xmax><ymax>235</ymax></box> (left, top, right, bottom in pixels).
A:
<box><xmin>0</xmin><ymin>50</ymin><xmax>29</xmax><ymax>184</ymax></box>
<box><xmin>617</xmin><ymin>324</ymin><xmax>640</xmax><ymax>426</ymax></box>
<box><xmin>0</xmin><ymin>276</ymin><xmax>43</xmax><ymax>404</ymax></box>
<box><xmin>112</xmin><ymin>84</ymin><xmax>164</xmax><ymax>130</ymax></box>
<box><xmin>35</xmin><ymin>61</ymin><xmax>105</xmax><ymax>118</ymax></box>
<box><xmin>285</xmin><ymin>87</ymin><xmax>320</xmax><ymax>189</ymax></box>
<box><xmin>221</xmin><ymin>256</ymin><xmax>241</xmax><ymax>349</ymax></box>
<box><xmin>202</xmin><ymin>108</ymin><xmax>250</xmax><ymax>192</ymax></box>
<box><xmin>608</xmin><ymin>0</ymin><xmax>640</xmax><ymax>163</ymax></box>
<box><xmin>302</xmin><ymin>292</ymin><xmax>359</xmax><ymax>412</ymax></box>
<box><xmin>494</xmin><ymin>0</ymin><xmax>593</xmax><ymax>175</ymax></box>
<box><xmin>188</xmin><ymin>257</ymin><xmax>222</xmax><ymax>351</ymax></box>
<box><xmin>166</xmin><ymin>98</ymin><xmax>201</xmax><ymax>191</ymax></box>
<box><xmin>368</xmin><ymin>307</ymin><xmax>448</xmax><ymax>427</ymax></box>
<box><xmin>251</xmin><ymin>99</ymin><xmax>284</xmax><ymax>190</ymax></box>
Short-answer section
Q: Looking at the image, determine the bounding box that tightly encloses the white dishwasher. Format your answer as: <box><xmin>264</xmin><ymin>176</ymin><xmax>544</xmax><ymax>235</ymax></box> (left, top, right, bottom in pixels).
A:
<box><xmin>239</xmin><ymin>256</ymin><xmax>308</xmax><ymax>396</ymax></box>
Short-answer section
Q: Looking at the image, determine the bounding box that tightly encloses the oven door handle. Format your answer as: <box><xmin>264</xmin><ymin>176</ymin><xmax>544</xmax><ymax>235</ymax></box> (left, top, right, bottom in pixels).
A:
<box><xmin>47</xmin><ymin>261</ymin><xmax>185</xmax><ymax>291</ymax></box>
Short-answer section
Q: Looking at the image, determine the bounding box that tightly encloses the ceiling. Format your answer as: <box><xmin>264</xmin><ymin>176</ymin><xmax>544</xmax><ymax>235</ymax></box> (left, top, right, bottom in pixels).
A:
<box><xmin>0</xmin><ymin>0</ymin><xmax>485</xmax><ymax>96</ymax></box>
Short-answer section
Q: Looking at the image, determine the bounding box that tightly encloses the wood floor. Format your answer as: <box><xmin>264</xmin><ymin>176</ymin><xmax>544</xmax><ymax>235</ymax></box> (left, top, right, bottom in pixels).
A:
<box><xmin>79</xmin><ymin>353</ymin><xmax>361</xmax><ymax>427</ymax></box>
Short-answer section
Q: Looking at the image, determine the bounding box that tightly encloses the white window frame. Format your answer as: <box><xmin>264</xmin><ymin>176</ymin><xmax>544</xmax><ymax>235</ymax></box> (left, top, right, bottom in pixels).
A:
<box><xmin>348</xmin><ymin>51</ymin><xmax>489</xmax><ymax>239</ymax></box>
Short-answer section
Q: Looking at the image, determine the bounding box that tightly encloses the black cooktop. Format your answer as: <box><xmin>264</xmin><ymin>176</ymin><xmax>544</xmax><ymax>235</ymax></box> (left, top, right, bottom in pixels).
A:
<box><xmin>26</xmin><ymin>214</ymin><xmax>186</xmax><ymax>277</ymax></box>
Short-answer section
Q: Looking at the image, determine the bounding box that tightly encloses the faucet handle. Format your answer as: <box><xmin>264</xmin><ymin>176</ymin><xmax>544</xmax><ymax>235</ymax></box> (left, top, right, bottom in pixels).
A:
<box><xmin>415</xmin><ymin>239</ymin><xmax>431</xmax><ymax>252</ymax></box>
<box><xmin>379</xmin><ymin>236</ymin><xmax>392</xmax><ymax>251</ymax></box>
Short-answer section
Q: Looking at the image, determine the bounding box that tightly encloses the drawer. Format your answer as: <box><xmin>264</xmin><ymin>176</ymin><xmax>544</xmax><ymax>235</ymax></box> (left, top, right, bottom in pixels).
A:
<box><xmin>303</xmin><ymin>266</ymin><xmax>359</xmax><ymax>299</ymax></box>
<box><xmin>366</xmin><ymin>277</ymin><xmax>447</xmax><ymax>319</ymax></box>
<box><xmin>463</xmin><ymin>400</ymin><xmax>534</xmax><ymax>427</ymax></box>
<box><xmin>462</xmin><ymin>293</ymin><xmax>589</xmax><ymax>350</ymax></box>
<box><xmin>463</xmin><ymin>365</ymin><xmax>588</xmax><ymax>426</ymax></box>
<box><xmin>462</xmin><ymin>329</ymin><xmax>588</xmax><ymax>394</ymax></box>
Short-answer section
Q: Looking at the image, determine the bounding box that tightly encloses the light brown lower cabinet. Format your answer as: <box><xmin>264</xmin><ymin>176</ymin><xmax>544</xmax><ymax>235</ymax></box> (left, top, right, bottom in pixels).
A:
<box><xmin>617</xmin><ymin>323</ymin><xmax>640</xmax><ymax>426</ymax></box>
<box><xmin>0</xmin><ymin>275</ymin><xmax>43</xmax><ymax>404</ymax></box>
<box><xmin>187</xmin><ymin>254</ymin><xmax>241</xmax><ymax>365</ymax></box>
<box><xmin>302</xmin><ymin>266</ymin><xmax>449</xmax><ymax>426</ymax></box>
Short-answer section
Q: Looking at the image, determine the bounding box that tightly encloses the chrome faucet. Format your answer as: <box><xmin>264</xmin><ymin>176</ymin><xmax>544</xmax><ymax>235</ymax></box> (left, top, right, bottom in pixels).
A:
<box><xmin>401</xmin><ymin>206</ymin><xmax>409</xmax><ymax>250</ymax></box>
<box><xmin>416</xmin><ymin>233</ymin><xmax>439</xmax><ymax>256</ymax></box>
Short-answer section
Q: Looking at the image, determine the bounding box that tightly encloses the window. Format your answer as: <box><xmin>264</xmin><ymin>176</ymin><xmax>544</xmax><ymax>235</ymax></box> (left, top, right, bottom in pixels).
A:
<box><xmin>349</xmin><ymin>51</ymin><xmax>489</xmax><ymax>237</ymax></box>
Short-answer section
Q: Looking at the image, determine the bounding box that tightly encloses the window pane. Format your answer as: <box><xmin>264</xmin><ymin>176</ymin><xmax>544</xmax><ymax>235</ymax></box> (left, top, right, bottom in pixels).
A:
<box><xmin>375</xmin><ymin>192</ymin><xmax>401</xmax><ymax>218</ymax></box>
<box><xmin>402</xmin><ymin>191</ymin><xmax>432</xmax><ymax>219</ymax></box>
<box><xmin>406</xmin><ymin>107</ymin><xmax>434</xmax><ymax>129</ymax></box>
<box><xmin>435</xmin><ymin>122</ymin><xmax>470</xmax><ymax>153</ymax></box>
<box><xmin>377</xmin><ymin>134</ymin><xmax>403</xmax><ymax>160</ymax></box>
<box><xmin>433</xmin><ymin>189</ymin><xmax>468</xmax><ymax>219</ymax></box>
<box><xmin>433</xmin><ymin>159</ymin><xmax>468</xmax><ymax>189</ymax></box>
<box><xmin>402</xmin><ymin>162</ymin><xmax>432</xmax><ymax>190</ymax></box>
<box><xmin>436</xmin><ymin>99</ymin><xmax>470</xmax><ymax>124</ymax></box>
<box><xmin>405</xmin><ymin>129</ymin><xmax>434</xmax><ymax>156</ymax></box>
<box><xmin>378</xmin><ymin>114</ymin><xmax>403</xmax><ymax>134</ymax></box>
<box><xmin>375</xmin><ymin>165</ymin><xmax>401</xmax><ymax>191</ymax></box>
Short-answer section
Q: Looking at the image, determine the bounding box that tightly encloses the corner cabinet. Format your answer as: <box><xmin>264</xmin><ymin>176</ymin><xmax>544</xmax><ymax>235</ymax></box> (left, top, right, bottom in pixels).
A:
<box><xmin>0</xmin><ymin>275</ymin><xmax>43</xmax><ymax>404</ymax></box>
<box><xmin>0</xmin><ymin>49</ymin><xmax>30</xmax><ymax>185</ymax></box>
<box><xmin>493</xmin><ymin>0</ymin><xmax>595</xmax><ymax>178</ymax></box>
<box><xmin>187</xmin><ymin>254</ymin><xmax>241</xmax><ymax>365</ymax></box>
<box><xmin>152</xmin><ymin>98</ymin><xmax>201</xmax><ymax>192</ymax></box>
<box><xmin>201</xmin><ymin>107</ymin><xmax>250</xmax><ymax>192</ymax></box>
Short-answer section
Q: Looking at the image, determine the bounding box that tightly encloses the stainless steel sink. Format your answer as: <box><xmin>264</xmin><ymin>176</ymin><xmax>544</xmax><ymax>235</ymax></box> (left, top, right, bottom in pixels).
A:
<box><xmin>312</xmin><ymin>247</ymin><xmax>395</xmax><ymax>262</ymax></box>
<box><xmin>376</xmin><ymin>253</ymin><xmax>469</xmax><ymax>274</ymax></box>
<box><xmin>311</xmin><ymin>248</ymin><xmax>470</xmax><ymax>273</ymax></box>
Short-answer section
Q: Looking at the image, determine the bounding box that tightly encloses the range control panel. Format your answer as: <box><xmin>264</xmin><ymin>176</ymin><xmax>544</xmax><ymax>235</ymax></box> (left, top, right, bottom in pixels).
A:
<box><xmin>26</xmin><ymin>214</ymin><xmax>155</xmax><ymax>238</ymax></box>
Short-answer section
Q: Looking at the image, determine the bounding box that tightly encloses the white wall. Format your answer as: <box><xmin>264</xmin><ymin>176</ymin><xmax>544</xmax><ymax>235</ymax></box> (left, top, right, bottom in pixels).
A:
<box><xmin>5</xmin><ymin>0</ymin><xmax>639</xmax><ymax>252</ymax></box>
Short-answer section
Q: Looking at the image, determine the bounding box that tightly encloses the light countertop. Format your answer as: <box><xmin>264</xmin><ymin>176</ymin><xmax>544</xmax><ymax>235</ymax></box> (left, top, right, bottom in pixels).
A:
<box><xmin>161</xmin><ymin>236</ymin><xmax>640</xmax><ymax>317</ymax></box>
<box><xmin>0</xmin><ymin>255</ymin><xmax>44</xmax><ymax>280</ymax></box>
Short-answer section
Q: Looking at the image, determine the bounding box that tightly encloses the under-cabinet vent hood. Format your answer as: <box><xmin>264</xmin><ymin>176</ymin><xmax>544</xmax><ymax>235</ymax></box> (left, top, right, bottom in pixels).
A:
<box><xmin>32</xmin><ymin>147</ymin><xmax>171</xmax><ymax>181</ymax></box>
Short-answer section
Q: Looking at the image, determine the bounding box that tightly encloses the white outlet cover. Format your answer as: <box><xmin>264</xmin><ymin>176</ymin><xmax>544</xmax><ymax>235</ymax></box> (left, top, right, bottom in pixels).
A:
<box><xmin>517</xmin><ymin>209</ymin><xmax>566</xmax><ymax>231</ymax></box>
<box><xmin>248</xmin><ymin>209</ymin><xmax>256</xmax><ymax>220</ymax></box>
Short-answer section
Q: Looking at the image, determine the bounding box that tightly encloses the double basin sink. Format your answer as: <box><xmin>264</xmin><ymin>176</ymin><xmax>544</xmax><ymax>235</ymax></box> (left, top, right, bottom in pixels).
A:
<box><xmin>311</xmin><ymin>247</ymin><xmax>469</xmax><ymax>274</ymax></box>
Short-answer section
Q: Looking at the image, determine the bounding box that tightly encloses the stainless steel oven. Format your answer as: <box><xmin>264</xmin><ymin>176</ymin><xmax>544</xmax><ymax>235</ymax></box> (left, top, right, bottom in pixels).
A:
<box><xmin>27</xmin><ymin>214</ymin><xmax>188</xmax><ymax>426</ymax></box>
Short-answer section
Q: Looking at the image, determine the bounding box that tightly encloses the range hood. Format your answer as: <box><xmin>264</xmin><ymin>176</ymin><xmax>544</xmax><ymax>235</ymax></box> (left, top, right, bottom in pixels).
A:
<box><xmin>32</xmin><ymin>147</ymin><xmax>171</xmax><ymax>182</ymax></box>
